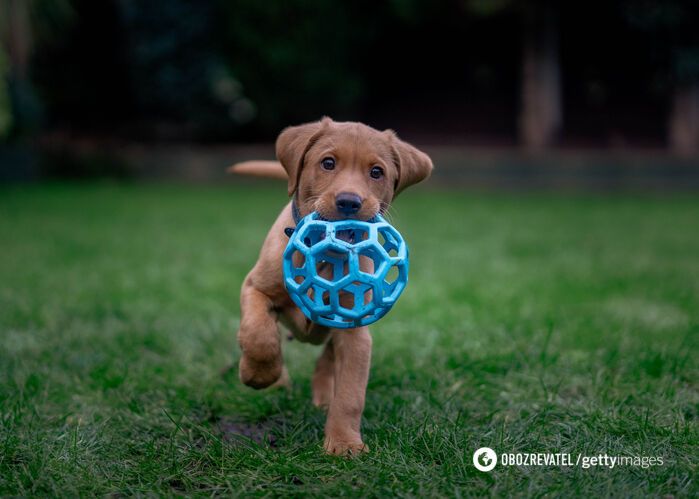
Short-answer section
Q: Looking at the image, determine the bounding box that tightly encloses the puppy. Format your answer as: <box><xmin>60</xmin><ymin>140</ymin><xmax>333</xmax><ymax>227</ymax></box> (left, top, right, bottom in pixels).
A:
<box><xmin>230</xmin><ymin>117</ymin><xmax>433</xmax><ymax>455</ymax></box>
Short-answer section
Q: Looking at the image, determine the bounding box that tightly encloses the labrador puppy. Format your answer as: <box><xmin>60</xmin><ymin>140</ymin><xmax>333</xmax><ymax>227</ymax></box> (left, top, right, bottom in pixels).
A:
<box><xmin>230</xmin><ymin>117</ymin><xmax>432</xmax><ymax>455</ymax></box>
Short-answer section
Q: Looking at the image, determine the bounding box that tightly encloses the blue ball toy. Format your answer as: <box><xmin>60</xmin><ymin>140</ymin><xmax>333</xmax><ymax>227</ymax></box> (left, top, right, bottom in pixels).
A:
<box><xmin>283</xmin><ymin>212</ymin><xmax>409</xmax><ymax>329</ymax></box>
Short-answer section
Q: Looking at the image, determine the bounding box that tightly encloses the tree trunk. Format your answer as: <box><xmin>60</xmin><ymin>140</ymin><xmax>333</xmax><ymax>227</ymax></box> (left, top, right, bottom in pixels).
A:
<box><xmin>669</xmin><ymin>82</ymin><xmax>699</xmax><ymax>156</ymax></box>
<box><xmin>4</xmin><ymin>0</ymin><xmax>32</xmax><ymax>80</ymax></box>
<box><xmin>519</xmin><ymin>4</ymin><xmax>562</xmax><ymax>151</ymax></box>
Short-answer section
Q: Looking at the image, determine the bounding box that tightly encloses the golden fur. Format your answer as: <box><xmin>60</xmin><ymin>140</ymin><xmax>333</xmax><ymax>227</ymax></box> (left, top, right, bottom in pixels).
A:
<box><xmin>230</xmin><ymin>117</ymin><xmax>433</xmax><ymax>455</ymax></box>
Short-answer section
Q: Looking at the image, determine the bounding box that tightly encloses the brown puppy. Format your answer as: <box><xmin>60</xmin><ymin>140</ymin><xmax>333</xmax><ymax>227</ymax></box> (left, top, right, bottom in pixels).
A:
<box><xmin>232</xmin><ymin>117</ymin><xmax>432</xmax><ymax>456</ymax></box>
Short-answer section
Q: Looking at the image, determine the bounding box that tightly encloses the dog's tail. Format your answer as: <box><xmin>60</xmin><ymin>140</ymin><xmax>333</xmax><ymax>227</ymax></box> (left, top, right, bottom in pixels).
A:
<box><xmin>227</xmin><ymin>160</ymin><xmax>287</xmax><ymax>180</ymax></box>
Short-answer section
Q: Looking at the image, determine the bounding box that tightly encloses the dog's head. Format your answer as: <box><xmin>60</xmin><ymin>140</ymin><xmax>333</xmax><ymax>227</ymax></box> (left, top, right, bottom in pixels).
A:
<box><xmin>276</xmin><ymin>117</ymin><xmax>433</xmax><ymax>221</ymax></box>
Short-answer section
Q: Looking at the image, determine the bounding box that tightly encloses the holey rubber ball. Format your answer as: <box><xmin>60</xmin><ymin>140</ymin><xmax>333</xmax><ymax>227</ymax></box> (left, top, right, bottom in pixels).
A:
<box><xmin>282</xmin><ymin>212</ymin><xmax>409</xmax><ymax>329</ymax></box>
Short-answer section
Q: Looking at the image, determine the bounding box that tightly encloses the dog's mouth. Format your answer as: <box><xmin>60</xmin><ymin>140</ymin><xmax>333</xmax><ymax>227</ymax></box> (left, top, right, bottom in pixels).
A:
<box><xmin>311</xmin><ymin>201</ymin><xmax>382</xmax><ymax>223</ymax></box>
<box><xmin>335</xmin><ymin>228</ymin><xmax>365</xmax><ymax>244</ymax></box>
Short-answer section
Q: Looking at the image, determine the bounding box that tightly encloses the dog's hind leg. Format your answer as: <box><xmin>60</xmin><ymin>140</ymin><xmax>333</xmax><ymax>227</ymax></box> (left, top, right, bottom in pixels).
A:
<box><xmin>312</xmin><ymin>338</ymin><xmax>335</xmax><ymax>409</ymax></box>
<box><xmin>237</xmin><ymin>279</ymin><xmax>284</xmax><ymax>389</ymax></box>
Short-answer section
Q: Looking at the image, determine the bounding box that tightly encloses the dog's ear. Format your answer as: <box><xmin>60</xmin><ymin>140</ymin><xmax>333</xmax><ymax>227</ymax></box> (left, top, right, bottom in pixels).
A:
<box><xmin>385</xmin><ymin>130</ymin><xmax>433</xmax><ymax>195</ymax></box>
<box><xmin>276</xmin><ymin>117</ymin><xmax>332</xmax><ymax>196</ymax></box>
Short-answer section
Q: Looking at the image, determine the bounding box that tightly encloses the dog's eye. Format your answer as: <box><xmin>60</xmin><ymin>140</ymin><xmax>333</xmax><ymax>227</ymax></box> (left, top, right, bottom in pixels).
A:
<box><xmin>370</xmin><ymin>166</ymin><xmax>384</xmax><ymax>179</ymax></box>
<box><xmin>321</xmin><ymin>157</ymin><xmax>336</xmax><ymax>171</ymax></box>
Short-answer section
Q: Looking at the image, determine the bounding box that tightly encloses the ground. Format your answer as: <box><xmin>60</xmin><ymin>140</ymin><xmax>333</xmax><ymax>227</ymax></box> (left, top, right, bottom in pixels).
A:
<box><xmin>0</xmin><ymin>183</ymin><xmax>697</xmax><ymax>497</ymax></box>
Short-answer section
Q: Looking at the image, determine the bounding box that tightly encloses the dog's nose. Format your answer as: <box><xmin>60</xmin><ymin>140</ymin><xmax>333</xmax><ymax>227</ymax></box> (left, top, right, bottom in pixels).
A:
<box><xmin>335</xmin><ymin>192</ymin><xmax>362</xmax><ymax>215</ymax></box>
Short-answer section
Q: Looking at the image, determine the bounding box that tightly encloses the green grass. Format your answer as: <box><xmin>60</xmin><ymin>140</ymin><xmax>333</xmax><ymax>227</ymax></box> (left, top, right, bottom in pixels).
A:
<box><xmin>1</xmin><ymin>183</ymin><xmax>697</xmax><ymax>497</ymax></box>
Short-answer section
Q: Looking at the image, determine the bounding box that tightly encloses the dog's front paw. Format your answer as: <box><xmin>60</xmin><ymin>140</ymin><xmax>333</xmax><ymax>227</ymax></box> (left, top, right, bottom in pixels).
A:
<box><xmin>239</xmin><ymin>354</ymin><xmax>283</xmax><ymax>389</ymax></box>
<box><xmin>323</xmin><ymin>436</ymin><xmax>369</xmax><ymax>457</ymax></box>
<box><xmin>270</xmin><ymin>366</ymin><xmax>291</xmax><ymax>389</ymax></box>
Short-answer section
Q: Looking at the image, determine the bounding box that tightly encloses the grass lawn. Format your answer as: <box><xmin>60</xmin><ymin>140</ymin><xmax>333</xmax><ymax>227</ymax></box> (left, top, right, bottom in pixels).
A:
<box><xmin>1</xmin><ymin>183</ymin><xmax>697</xmax><ymax>497</ymax></box>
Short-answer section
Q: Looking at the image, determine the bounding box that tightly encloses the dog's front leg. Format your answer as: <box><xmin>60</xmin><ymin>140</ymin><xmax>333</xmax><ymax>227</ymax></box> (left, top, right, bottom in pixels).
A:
<box><xmin>323</xmin><ymin>327</ymin><xmax>372</xmax><ymax>456</ymax></box>
<box><xmin>237</xmin><ymin>278</ymin><xmax>284</xmax><ymax>389</ymax></box>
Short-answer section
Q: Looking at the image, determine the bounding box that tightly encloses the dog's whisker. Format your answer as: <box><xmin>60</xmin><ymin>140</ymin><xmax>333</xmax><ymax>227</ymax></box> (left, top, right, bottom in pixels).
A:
<box><xmin>382</xmin><ymin>205</ymin><xmax>398</xmax><ymax>224</ymax></box>
<box><xmin>298</xmin><ymin>195</ymin><xmax>322</xmax><ymax>216</ymax></box>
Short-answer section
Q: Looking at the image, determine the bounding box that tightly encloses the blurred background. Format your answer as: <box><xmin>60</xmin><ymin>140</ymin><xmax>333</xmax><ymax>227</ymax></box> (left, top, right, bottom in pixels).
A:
<box><xmin>1</xmin><ymin>0</ymin><xmax>699</xmax><ymax>187</ymax></box>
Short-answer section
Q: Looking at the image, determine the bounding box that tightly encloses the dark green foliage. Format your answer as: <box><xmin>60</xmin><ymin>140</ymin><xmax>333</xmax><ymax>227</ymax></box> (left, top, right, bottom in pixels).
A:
<box><xmin>7</xmin><ymin>0</ymin><xmax>698</xmax><ymax>141</ymax></box>
<box><xmin>217</xmin><ymin>0</ymin><xmax>386</xmax><ymax>133</ymax></box>
<box><xmin>622</xmin><ymin>0</ymin><xmax>699</xmax><ymax>83</ymax></box>
<box><xmin>0</xmin><ymin>184</ymin><xmax>697</xmax><ymax>496</ymax></box>
<box><xmin>119</xmin><ymin>0</ymin><xmax>220</xmax><ymax>118</ymax></box>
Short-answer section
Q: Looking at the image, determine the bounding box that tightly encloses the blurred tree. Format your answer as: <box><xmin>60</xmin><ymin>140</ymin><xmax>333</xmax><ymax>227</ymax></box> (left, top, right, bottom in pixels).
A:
<box><xmin>668</xmin><ymin>52</ymin><xmax>699</xmax><ymax>156</ymax></box>
<box><xmin>3</xmin><ymin>0</ymin><xmax>697</xmax><ymax>152</ymax></box>
<box><xmin>118</xmin><ymin>0</ymin><xmax>245</xmax><ymax>139</ymax></box>
<box><xmin>0</xmin><ymin>0</ymin><xmax>73</xmax><ymax>140</ymax></box>
<box><xmin>0</xmin><ymin>42</ymin><xmax>11</xmax><ymax>137</ymax></box>
<box><xmin>467</xmin><ymin>0</ymin><xmax>562</xmax><ymax>150</ymax></box>
<box><xmin>519</xmin><ymin>2</ymin><xmax>561</xmax><ymax>150</ymax></box>
<box><xmin>218</xmin><ymin>0</ymin><xmax>378</xmax><ymax>134</ymax></box>
<box><xmin>623</xmin><ymin>0</ymin><xmax>699</xmax><ymax>155</ymax></box>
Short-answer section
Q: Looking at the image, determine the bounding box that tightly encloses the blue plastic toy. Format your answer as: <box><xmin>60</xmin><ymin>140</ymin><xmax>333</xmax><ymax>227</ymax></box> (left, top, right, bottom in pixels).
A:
<box><xmin>283</xmin><ymin>212</ymin><xmax>409</xmax><ymax>328</ymax></box>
